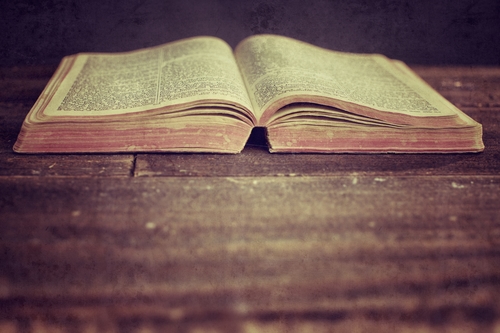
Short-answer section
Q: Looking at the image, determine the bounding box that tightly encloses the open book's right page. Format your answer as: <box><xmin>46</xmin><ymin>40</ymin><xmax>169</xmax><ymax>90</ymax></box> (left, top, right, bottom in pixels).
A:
<box><xmin>234</xmin><ymin>34</ymin><xmax>483</xmax><ymax>153</ymax></box>
<box><xmin>236</xmin><ymin>34</ymin><xmax>461</xmax><ymax>125</ymax></box>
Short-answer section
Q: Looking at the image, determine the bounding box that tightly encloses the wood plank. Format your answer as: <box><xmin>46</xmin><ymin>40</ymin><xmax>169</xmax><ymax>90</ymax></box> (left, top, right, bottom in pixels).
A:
<box><xmin>0</xmin><ymin>102</ymin><xmax>30</xmax><ymax>153</ymax></box>
<box><xmin>0</xmin><ymin>66</ymin><xmax>57</xmax><ymax>103</ymax></box>
<box><xmin>0</xmin><ymin>176</ymin><xmax>499</xmax><ymax>331</ymax></box>
<box><xmin>412</xmin><ymin>66</ymin><xmax>500</xmax><ymax>109</ymax></box>
<box><xmin>0</xmin><ymin>67</ymin><xmax>57</xmax><ymax>155</ymax></box>
<box><xmin>0</xmin><ymin>154</ymin><xmax>134</xmax><ymax>177</ymax></box>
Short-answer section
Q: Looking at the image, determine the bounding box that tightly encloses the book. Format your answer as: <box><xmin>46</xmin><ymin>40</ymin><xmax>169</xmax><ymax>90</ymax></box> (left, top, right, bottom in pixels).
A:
<box><xmin>13</xmin><ymin>34</ymin><xmax>484</xmax><ymax>154</ymax></box>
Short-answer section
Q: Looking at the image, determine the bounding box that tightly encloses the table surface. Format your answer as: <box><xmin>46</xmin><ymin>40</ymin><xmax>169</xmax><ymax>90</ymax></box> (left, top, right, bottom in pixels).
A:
<box><xmin>0</xmin><ymin>65</ymin><xmax>499</xmax><ymax>332</ymax></box>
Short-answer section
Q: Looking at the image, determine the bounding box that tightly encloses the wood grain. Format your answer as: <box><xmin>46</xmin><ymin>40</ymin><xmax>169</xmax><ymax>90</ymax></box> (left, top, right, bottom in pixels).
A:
<box><xmin>412</xmin><ymin>66</ymin><xmax>500</xmax><ymax>109</ymax></box>
<box><xmin>0</xmin><ymin>176</ymin><xmax>499</xmax><ymax>332</ymax></box>
<box><xmin>1</xmin><ymin>65</ymin><xmax>499</xmax><ymax>332</ymax></box>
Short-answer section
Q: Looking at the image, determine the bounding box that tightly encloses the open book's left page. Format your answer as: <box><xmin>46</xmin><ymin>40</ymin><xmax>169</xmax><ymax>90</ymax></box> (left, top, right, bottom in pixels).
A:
<box><xmin>14</xmin><ymin>37</ymin><xmax>255</xmax><ymax>153</ymax></box>
<box><xmin>36</xmin><ymin>36</ymin><xmax>255</xmax><ymax>120</ymax></box>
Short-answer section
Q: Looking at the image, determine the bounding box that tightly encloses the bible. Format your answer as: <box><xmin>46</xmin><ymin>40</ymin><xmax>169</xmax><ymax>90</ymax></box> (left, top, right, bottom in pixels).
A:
<box><xmin>14</xmin><ymin>34</ymin><xmax>484</xmax><ymax>153</ymax></box>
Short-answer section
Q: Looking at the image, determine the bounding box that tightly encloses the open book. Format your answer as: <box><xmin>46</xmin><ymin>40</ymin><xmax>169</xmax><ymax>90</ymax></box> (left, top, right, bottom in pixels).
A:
<box><xmin>14</xmin><ymin>34</ymin><xmax>484</xmax><ymax>153</ymax></box>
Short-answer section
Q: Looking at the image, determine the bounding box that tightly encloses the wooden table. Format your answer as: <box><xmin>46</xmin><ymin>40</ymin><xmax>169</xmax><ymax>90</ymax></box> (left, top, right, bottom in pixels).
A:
<box><xmin>1</xmin><ymin>65</ymin><xmax>499</xmax><ymax>332</ymax></box>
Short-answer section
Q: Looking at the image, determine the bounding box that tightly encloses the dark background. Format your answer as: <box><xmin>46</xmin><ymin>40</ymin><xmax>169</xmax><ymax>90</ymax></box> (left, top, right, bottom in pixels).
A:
<box><xmin>1</xmin><ymin>0</ymin><xmax>499</xmax><ymax>67</ymax></box>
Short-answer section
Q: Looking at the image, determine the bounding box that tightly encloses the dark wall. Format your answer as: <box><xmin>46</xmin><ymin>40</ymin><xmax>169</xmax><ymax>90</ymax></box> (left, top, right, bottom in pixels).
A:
<box><xmin>1</xmin><ymin>0</ymin><xmax>499</xmax><ymax>66</ymax></box>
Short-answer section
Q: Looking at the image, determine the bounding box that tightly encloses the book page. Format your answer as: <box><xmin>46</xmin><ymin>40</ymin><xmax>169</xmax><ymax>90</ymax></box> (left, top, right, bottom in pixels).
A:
<box><xmin>43</xmin><ymin>37</ymin><xmax>253</xmax><ymax>118</ymax></box>
<box><xmin>235</xmin><ymin>35</ymin><xmax>457</xmax><ymax>124</ymax></box>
